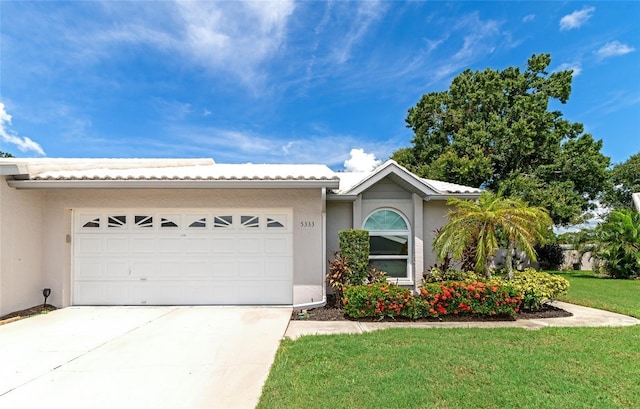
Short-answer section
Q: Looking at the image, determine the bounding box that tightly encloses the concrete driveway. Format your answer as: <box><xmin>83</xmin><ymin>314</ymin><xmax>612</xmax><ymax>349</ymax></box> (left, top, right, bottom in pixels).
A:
<box><xmin>0</xmin><ymin>306</ymin><xmax>291</xmax><ymax>409</ymax></box>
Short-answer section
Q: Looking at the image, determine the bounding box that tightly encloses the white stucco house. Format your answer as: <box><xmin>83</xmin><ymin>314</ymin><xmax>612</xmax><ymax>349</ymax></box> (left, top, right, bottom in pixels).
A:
<box><xmin>0</xmin><ymin>158</ymin><xmax>480</xmax><ymax>316</ymax></box>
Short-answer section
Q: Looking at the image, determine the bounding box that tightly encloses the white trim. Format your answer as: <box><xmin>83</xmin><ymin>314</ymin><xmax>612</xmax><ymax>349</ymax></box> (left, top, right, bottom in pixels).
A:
<box><xmin>345</xmin><ymin>161</ymin><xmax>439</xmax><ymax>197</ymax></box>
<box><xmin>7</xmin><ymin>179</ymin><xmax>340</xmax><ymax>190</ymax></box>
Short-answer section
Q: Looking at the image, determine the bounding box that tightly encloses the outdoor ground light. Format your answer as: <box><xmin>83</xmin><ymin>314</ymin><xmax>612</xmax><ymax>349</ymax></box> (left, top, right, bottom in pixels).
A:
<box><xmin>42</xmin><ymin>288</ymin><xmax>51</xmax><ymax>307</ymax></box>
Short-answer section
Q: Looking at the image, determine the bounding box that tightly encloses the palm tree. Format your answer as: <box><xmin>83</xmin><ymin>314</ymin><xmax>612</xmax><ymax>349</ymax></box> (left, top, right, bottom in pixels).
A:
<box><xmin>434</xmin><ymin>192</ymin><xmax>552</xmax><ymax>279</ymax></box>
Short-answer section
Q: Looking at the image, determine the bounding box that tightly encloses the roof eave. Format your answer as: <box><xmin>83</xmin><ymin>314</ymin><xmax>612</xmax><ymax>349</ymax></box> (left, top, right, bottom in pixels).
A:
<box><xmin>6</xmin><ymin>179</ymin><xmax>341</xmax><ymax>190</ymax></box>
<box><xmin>427</xmin><ymin>193</ymin><xmax>482</xmax><ymax>201</ymax></box>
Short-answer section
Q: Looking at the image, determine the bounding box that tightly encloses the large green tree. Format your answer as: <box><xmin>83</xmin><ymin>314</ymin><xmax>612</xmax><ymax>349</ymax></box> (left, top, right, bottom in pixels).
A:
<box><xmin>0</xmin><ymin>151</ymin><xmax>14</xmax><ymax>158</ymax></box>
<box><xmin>433</xmin><ymin>192</ymin><xmax>552</xmax><ymax>279</ymax></box>
<box><xmin>601</xmin><ymin>153</ymin><xmax>640</xmax><ymax>210</ymax></box>
<box><xmin>393</xmin><ymin>54</ymin><xmax>610</xmax><ymax>225</ymax></box>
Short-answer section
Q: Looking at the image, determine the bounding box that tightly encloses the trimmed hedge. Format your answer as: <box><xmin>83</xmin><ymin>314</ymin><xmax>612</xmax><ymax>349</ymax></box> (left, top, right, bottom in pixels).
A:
<box><xmin>339</xmin><ymin>229</ymin><xmax>370</xmax><ymax>286</ymax></box>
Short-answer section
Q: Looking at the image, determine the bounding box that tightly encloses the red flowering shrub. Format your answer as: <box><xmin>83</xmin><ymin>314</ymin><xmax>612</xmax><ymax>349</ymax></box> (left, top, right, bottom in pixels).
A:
<box><xmin>343</xmin><ymin>281</ymin><xmax>521</xmax><ymax>320</ymax></box>
<box><xmin>343</xmin><ymin>283</ymin><xmax>416</xmax><ymax>319</ymax></box>
<box><xmin>418</xmin><ymin>281</ymin><xmax>522</xmax><ymax>318</ymax></box>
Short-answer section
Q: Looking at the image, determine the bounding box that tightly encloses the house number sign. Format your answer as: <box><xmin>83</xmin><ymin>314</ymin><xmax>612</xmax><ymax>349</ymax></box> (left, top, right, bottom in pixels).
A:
<box><xmin>300</xmin><ymin>221</ymin><xmax>315</xmax><ymax>228</ymax></box>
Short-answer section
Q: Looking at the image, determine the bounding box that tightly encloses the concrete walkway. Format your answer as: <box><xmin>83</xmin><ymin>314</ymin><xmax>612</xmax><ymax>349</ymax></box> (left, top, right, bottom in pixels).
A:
<box><xmin>284</xmin><ymin>301</ymin><xmax>640</xmax><ymax>339</ymax></box>
<box><xmin>0</xmin><ymin>306</ymin><xmax>291</xmax><ymax>409</ymax></box>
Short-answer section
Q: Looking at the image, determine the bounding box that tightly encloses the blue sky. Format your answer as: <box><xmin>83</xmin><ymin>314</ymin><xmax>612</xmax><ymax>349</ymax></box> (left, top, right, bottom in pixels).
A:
<box><xmin>1</xmin><ymin>1</ymin><xmax>638</xmax><ymax>171</ymax></box>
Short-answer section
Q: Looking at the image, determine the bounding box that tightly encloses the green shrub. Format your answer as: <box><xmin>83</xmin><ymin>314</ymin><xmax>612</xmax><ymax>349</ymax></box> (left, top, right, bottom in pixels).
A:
<box><xmin>535</xmin><ymin>243</ymin><xmax>565</xmax><ymax>270</ymax></box>
<box><xmin>339</xmin><ymin>229</ymin><xmax>370</xmax><ymax>285</ymax></box>
<box><xmin>423</xmin><ymin>267</ymin><xmax>483</xmax><ymax>283</ymax></box>
<box><xmin>594</xmin><ymin>209</ymin><xmax>640</xmax><ymax>279</ymax></box>
<box><xmin>418</xmin><ymin>281</ymin><xmax>522</xmax><ymax>318</ymax></box>
<box><xmin>493</xmin><ymin>268</ymin><xmax>569</xmax><ymax>311</ymax></box>
<box><xmin>343</xmin><ymin>283</ymin><xmax>415</xmax><ymax>319</ymax></box>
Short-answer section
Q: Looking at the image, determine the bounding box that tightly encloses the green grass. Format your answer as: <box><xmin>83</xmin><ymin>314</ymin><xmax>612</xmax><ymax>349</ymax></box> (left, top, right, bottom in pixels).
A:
<box><xmin>549</xmin><ymin>270</ymin><xmax>640</xmax><ymax>318</ymax></box>
<box><xmin>258</xmin><ymin>326</ymin><xmax>640</xmax><ymax>409</ymax></box>
<box><xmin>259</xmin><ymin>274</ymin><xmax>640</xmax><ymax>408</ymax></box>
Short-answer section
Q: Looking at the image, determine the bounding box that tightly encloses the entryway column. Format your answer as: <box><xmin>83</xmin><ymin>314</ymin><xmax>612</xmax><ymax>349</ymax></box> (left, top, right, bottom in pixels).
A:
<box><xmin>412</xmin><ymin>193</ymin><xmax>424</xmax><ymax>291</ymax></box>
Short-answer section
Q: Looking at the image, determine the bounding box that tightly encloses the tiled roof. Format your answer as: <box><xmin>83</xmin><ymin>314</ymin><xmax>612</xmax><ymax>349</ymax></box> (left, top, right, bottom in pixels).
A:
<box><xmin>334</xmin><ymin>160</ymin><xmax>481</xmax><ymax>195</ymax></box>
<box><xmin>31</xmin><ymin>164</ymin><xmax>338</xmax><ymax>181</ymax></box>
<box><xmin>0</xmin><ymin>159</ymin><xmax>338</xmax><ymax>181</ymax></box>
<box><xmin>421</xmin><ymin>178</ymin><xmax>483</xmax><ymax>194</ymax></box>
<box><xmin>1</xmin><ymin>158</ymin><xmax>479</xmax><ymax>194</ymax></box>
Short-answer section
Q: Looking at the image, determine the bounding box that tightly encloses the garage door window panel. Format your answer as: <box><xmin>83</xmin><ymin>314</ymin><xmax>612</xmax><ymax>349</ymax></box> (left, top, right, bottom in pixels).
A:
<box><xmin>188</xmin><ymin>217</ymin><xmax>207</xmax><ymax>228</ymax></box>
<box><xmin>214</xmin><ymin>216</ymin><xmax>233</xmax><ymax>228</ymax></box>
<box><xmin>135</xmin><ymin>216</ymin><xmax>153</xmax><ymax>228</ymax></box>
<box><xmin>108</xmin><ymin>215</ymin><xmax>126</xmax><ymax>228</ymax></box>
<box><xmin>241</xmin><ymin>215</ymin><xmax>260</xmax><ymax>228</ymax></box>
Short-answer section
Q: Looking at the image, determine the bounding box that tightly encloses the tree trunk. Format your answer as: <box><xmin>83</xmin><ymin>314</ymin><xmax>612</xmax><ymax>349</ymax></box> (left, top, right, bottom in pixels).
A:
<box><xmin>505</xmin><ymin>240</ymin><xmax>515</xmax><ymax>279</ymax></box>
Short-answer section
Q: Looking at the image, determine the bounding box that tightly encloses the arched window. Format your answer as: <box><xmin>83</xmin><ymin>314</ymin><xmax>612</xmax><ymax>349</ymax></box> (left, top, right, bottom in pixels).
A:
<box><xmin>363</xmin><ymin>209</ymin><xmax>410</xmax><ymax>280</ymax></box>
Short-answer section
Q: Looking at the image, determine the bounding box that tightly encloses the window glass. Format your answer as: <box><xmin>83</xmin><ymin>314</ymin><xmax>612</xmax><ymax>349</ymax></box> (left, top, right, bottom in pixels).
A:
<box><xmin>108</xmin><ymin>215</ymin><xmax>126</xmax><ymax>228</ymax></box>
<box><xmin>214</xmin><ymin>216</ymin><xmax>233</xmax><ymax>228</ymax></box>
<box><xmin>364</xmin><ymin>209</ymin><xmax>410</xmax><ymax>281</ymax></box>
<box><xmin>160</xmin><ymin>218</ymin><xmax>178</xmax><ymax>228</ymax></box>
<box><xmin>241</xmin><ymin>215</ymin><xmax>259</xmax><ymax>228</ymax></box>
<box><xmin>267</xmin><ymin>218</ymin><xmax>285</xmax><ymax>228</ymax></box>
<box><xmin>364</xmin><ymin>209</ymin><xmax>408</xmax><ymax>231</ymax></box>
<box><xmin>135</xmin><ymin>215</ymin><xmax>153</xmax><ymax>228</ymax></box>
<box><xmin>370</xmin><ymin>235</ymin><xmax>408</xmax><ymax>255</ymax></box>
<box><xmin>82</xmin><ymin>218</ymin><xmax>100</xmax><ymax>228</ymax></box>
<box><xmin>189</xmin><ymin>218</ymin><xmax>207</xmax><ymax>228</ymax></box>
<box><xmin>369</xmin><ymin>260</ymin><xmax>408</xmax><ymax>278</ymax></box>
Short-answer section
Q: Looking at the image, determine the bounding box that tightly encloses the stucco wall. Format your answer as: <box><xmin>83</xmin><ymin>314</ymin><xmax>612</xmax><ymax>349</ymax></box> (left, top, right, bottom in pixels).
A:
<box><xmin>0</xmin><ymin>177</ymin><xmax>46</xmax><ymax>316</ymax></box>
<box><xmin>326</xmin><ymin>201</ymin><xmax>352</xmax><ymax>256</ymax></box>
<box><xmin>36</xmin><ymin>187</ymin><xmax>325</xmax><ymax>308</ymax></box>
<box><xmin>422</xmin><ymin>200</ymin><xmax>450</xmax><ymax>272</ymax></box>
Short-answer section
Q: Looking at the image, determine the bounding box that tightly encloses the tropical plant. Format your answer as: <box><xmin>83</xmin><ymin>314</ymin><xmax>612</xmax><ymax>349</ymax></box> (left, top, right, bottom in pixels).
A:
<box><xmin>433</xmin><ymin>192</ymin><xmax>553</xmax><ymax>279</ymax></box>
<box><xmin>326</xmin><ymin>252</ymin><xmax>351</xmax><ymax>307</ymax></box>
<box><xmin>593</xmin><ymin>209</ymin><xmax>640</xmax><ymax>279</ymax></box>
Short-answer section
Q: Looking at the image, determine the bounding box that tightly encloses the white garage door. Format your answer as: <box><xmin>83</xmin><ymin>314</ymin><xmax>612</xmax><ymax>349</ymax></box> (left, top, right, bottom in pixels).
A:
<box><xmin>73</xmin><ymin>209</ymin><xmax>293</xmax><ymax>305</ymax></box>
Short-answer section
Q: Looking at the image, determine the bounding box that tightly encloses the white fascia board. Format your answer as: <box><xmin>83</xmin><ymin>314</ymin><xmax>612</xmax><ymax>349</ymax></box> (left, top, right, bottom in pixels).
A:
<box><xmin>6</xmin><ymin>179</ymin><xmax>341</xmax><ymax>190</ymax></box>
<box><xmin>326</xmin><ymin>193</ymin><xmax>358</xmax><ymax>201</ymax></box>
<box><xmin>0</xmin><ymin>163</ymin><xmax>29</xmax><ymax>176</ymax></box>
<box><xmin>427</xmin><ymin>193</ymin><xmax>482</xmax><ymax>201</ymax></box>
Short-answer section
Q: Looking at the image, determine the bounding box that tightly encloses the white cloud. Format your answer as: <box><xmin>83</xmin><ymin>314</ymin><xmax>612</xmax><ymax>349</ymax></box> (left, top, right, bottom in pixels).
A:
<box><xmin>174</xmin><ymin>1</ymin><xmax>295</xmax><ymax>86</ymax></box>
<box><xmin>330</xmin><ymin>1</ymin><xmax>387</xmax><ymax>64</ymax></box>
<box><xmin>522</xmin><ymin>14</ymin><xmax>535</xmax><ymax>23</ymax></box>
<box><xmin>556</xmin><ymin>62</ymin><xmax>582</xmax><ymax>77</ymax></box>
<box><xmin>596</xmin><ymin>41</ymin><xmax>635</xmax><ymax>59</ymax></box>
<box><xmin>559</xmin><ymin>7</ymin><xmax>595</xmax><ymax>31</ymax></box>
<box><xmin>452</xmin><ymin>13</ymin><xmax>500</xmax><ymax>61</ymax></box>
<box><xmin>57</xmin><ymin>1</ymin><xmax>296</xmax><ymax>90</ymax></box>
<box><xmin>343</xmin><ymin>148</ymin><xmax>381</xmax><ymax>172</ymax></box>
<box><xmin>0</xmin><ymin>103</ymin><xmax>46</xmax><ymax>156</ymax></box>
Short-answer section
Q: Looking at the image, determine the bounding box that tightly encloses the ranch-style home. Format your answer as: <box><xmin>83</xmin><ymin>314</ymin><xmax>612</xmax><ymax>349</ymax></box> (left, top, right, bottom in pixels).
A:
<box><xmin>0</xmin><ymin>158</ymin><xmax>480</xmax><ymax>316</ymax></box>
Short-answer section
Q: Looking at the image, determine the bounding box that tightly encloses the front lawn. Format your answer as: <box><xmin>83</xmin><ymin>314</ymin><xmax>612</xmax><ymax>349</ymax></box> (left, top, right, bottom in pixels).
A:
<box><xmin>550</xmin><ymin>270</ymin><xmax>640</xmax><ymax>318</ymax></box>
<box><xmin>258</xmin><ymin>326</ymin><xmax>640</xmax><ymax>409</ymax></box>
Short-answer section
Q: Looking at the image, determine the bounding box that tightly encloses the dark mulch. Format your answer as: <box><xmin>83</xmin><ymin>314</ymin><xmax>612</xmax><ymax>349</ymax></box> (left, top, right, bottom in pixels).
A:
<box><xmin>0</xmin><ymin>304</ymin><xmax>57</xmax><ymax>324</ymax></box>
<box><xmin>291</xmin><ymin>296</ymin><xmax>572</xmax><ymax>322</ymax></box>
